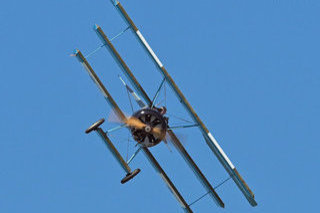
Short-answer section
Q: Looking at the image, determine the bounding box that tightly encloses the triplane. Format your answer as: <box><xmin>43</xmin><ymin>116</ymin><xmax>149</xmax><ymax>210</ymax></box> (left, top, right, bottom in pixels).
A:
<box><xmin>74</xmin><ymin>1</ymin><xmax>257</xmax><ymax>212</ymax></box>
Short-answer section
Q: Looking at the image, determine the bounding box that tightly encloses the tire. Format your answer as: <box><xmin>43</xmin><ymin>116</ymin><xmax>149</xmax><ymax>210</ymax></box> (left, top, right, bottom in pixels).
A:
<box><xmin>121</xmin><ymin>169</ymin><xmax>141</xmax><ymax>184</ymax></box>
<box><xmin>85</xmin><ymin>118</ymin><xmax>105</xmax><ymax>134</ymax></box>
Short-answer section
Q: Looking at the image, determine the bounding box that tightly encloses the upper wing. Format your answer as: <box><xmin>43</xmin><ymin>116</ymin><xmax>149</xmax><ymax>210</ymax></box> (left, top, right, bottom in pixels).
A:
<box><xmin>110</xmin><ymin>1</ymin><xmax>257</xmax><ymax>206</ymax></box>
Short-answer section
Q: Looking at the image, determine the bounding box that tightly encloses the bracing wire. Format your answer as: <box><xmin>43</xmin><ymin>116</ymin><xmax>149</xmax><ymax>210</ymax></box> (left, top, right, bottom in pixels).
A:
<box><xmin>158</xmin><ymin>80</ymin><xmax>192</xmax><ymax>124</ymax></box>
<box><xmin>108</xmin><ymin>134</ymin><xmax>135</xmax><ymax>144</ymax></box>
<box><xmin>126</xmin><ymin>86</ymin><xmax>134</xmax><ymax>113</ymax></box>
<box><xmin>155</xmin><ymin>98</ymin><xmax>165</xmax><ymax>107</ymax></box>
<box><xmin>85</xmin><ymin>44</ymin><xmax>106</xmax><ymax>58</ymax></box>
<box><xmin>164</xmin><ymin>79</ymin><xmax>167</xmax><ymax>108</ymax></box>
<box><xmin>189</xmin><ymin>176</ymin><xmax>232</xmax><ymax>207</ymax></box>
<box><xmin>85</xmin><ymin>26</ymin><xmax>130</xmax><ymax>58</ymax></box>
<box><xmin>166</xmin><ymin>113</ymin><xmax>193</xmax><ymax>124</ymax></box>
<box><xmin>126</xmin><ymin>131</ymin><xmax>130</xmax><ymax>161</ymax></box>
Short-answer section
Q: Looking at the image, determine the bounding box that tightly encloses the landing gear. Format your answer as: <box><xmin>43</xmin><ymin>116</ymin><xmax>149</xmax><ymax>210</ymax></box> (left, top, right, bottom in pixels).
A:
<box><xmin>85</xmin><ymin>118</ymin><xmax>141</xmax><ymax>184</ymax></box>
<box><xmin>121</xmin><ymin>169</ymin><xmax>141</xmax><ymax>184</ymax></box>
<box><xmin>85</xmin><ymin>118</ymin><xmax>105</xmax><ymax>134</ymax></box>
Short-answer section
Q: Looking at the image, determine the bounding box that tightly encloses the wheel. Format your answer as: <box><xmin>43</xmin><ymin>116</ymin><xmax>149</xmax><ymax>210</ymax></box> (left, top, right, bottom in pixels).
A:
<box><xmin>85</xmin><ymin>118</ymin><xmax>105</xmax><ymax>134</ymax></box>
<box><xmin>121</xmin><ymin>169</ymin><xmax>141</xmax><ymax>184</ymax></box>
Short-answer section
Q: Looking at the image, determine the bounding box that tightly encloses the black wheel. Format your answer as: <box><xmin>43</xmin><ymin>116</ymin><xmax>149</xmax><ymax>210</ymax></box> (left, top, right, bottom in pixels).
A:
<box><xmin>85</xmin><ymin>118</ymin><xmax>105</xmax><ymax>134</ymax></box>
<box><xmin>121</xmin><ymin>169</ymin><xmax>141</xmax><ymax>184</ymax></box>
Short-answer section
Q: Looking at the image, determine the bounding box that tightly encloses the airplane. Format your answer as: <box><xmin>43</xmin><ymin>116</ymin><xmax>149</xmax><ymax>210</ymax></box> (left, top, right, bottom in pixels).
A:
<box><xmin>73</xmin><ymin>1</ymin><xmax>257</xmax><ymax>212</ymax></box>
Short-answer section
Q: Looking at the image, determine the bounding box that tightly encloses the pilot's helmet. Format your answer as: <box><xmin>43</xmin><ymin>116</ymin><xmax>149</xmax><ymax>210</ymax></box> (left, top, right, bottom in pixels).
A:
<box><xmin>159</xmin><ymin>106</ymin><xmax>167</xmax><ymax>115</ymax></box>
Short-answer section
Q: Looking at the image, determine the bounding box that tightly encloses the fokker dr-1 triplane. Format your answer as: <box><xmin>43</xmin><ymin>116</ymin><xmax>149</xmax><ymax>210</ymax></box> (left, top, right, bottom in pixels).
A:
<box><xmin>73</xmin><ymin>1</ymin><xmax>257</xmax><ymax>212</ymax></box>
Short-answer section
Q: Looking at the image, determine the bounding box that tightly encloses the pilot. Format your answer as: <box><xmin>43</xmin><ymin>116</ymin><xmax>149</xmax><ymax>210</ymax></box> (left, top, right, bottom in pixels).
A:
<box><xmin>157</xmin><ymin>106</ymin><xmax>167</xmax><ymax>115</ymax></box>
<box><xmin>155</xmin><ymin>106</ymin><xmax>168</xmax><ymax>124</ymax></box>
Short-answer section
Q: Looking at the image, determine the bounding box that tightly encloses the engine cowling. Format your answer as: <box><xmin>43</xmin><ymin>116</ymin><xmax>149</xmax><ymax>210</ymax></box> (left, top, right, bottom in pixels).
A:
<box><xmin>130</xmin><ymin>108</ymin><xmax>168</xmax><ymax>147</ymax></box>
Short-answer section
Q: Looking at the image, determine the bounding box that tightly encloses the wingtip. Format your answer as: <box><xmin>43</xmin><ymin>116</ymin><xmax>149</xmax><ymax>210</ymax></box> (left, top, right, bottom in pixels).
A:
<box><xmin>94</xmin><ymin>24</ymin><xmax>100</xmax><ymax>30</ymax></box>
<box><xmin>70</xmin><ymin>50</ymin><xmax>78</xmax><ymax>57</ymax></box>
<box><xmin>250</xmin><ymin>199</ymin><xmax>258</xmax><ymax>207</ymax></box>
<box><xmin>72</xmin><ymin>49</ymin><xmax>80</xmax><ymax>56</ymax></box>
<box><xmin>72</xmin><ymin>49</ymin><xmax>85</xmax><ymax>63</ymax></box>
<box><xmin>219</xmin><ymin>202</ymin><xmax>225</xmax><ymax>208</ymax></box>
<box><xmin>218</xmin><ymin>196</ymin><xmax>225</xmax><ymax>208</ymax></box>
<box><xmin>110</xmin><ymin>0</ymin><xmax>119</xmax><ymax>6</ymax></box>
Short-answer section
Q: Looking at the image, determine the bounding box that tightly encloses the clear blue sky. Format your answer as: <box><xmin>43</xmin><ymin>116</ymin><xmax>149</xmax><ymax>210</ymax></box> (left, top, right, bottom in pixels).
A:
<box><xmin>1</xmin><ymin>0</ymin><xmax>319</xmax><ymax>212</ymax></box>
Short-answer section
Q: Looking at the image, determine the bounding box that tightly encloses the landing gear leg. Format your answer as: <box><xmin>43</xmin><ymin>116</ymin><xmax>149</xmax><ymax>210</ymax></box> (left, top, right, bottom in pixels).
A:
<box><xmin>121</xmin><ymin>169</ymin><xmax>141</xmax><ymax>184</ymax></box>
<box><xmin>86</xmin><ymin>118</ymin><xmax>141</xmax><ymax>184</ymax></box>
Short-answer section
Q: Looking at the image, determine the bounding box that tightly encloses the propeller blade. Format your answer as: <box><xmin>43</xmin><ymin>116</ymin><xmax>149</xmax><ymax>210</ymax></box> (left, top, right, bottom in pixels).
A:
<box><xmin>108</xmin><ymin>109</ymin><xmax>124</xmax><ymax>124</ymax></box>
<box><xmin>126</xmin><ymin>117</ymin><xmax>146</xmax><ymax>129</ymax></box>
<box><xmin>165</xmin><ymin>131</ymin><xmax>188</xmax><ymax>146</ymax></box>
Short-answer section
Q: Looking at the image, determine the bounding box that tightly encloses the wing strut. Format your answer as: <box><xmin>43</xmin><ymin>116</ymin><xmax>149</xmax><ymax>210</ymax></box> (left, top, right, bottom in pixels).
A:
<box><xmin>74</xmin><ymin>50</ymin><xmax>192</xmax><ymax>212</ymax></box>
<box><xmin>119</xmin><ymin>75</ymin><xmax>146</xmax><ymax>108</ymax></box>
<box><xmin>151</xmin><ymin>77</ymin><xmax>166</xmax><ymax>108</ymax></box>
<box><xmin>94</xmin><ymin>26</ymin><xmax>224</xmax><ymax>208</ymax></box>
<box><xmin>108</xmin><ymin>1</ymin><xmax>257</xmax><ymax>206</ymax></box>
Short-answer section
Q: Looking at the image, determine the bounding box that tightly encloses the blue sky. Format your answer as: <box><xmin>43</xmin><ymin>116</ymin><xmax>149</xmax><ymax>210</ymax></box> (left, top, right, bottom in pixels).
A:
<box><xmin>1</xmin><ymin>0</ymin><xmax>319</xmax><ymax>212</ymax></box>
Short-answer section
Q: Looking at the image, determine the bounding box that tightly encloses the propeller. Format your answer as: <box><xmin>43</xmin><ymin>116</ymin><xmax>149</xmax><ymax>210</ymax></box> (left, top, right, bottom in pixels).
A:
<box><xmin>108</xmin><ymin>110</ymin><xmax>187</xmax><ymax>149</ymax></box>
<box><xmin>108</xmin><ymin>110</ymin><xmax>162</xmax><ymax>136</ymax></box>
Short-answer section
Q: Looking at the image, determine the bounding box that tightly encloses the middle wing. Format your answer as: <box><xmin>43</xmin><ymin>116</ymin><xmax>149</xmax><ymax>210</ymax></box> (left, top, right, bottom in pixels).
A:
<box><xmin>94</xmin><ymin>26</ymin><xmax>225</xmax><ymax>208</ymax></box>
<box><xmin>108</xmin><ymin>1</ymin><xmax>257</xmax><ymax>207</ymax></box>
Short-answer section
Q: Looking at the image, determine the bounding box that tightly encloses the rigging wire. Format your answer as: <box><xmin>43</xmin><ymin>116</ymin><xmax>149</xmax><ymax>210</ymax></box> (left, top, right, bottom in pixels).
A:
<box><xmin>189</xmin><ymin>176</ymin><xmax>232</xmax><ymax>207</ymax></box>
<box><xmin>164</xmin><ymin>79</ymin><xmax>167</xmax><ymax>108</ymax></box>
<box><xmin>155</xmin><ymin>98</ymin><xmax>165</xmax><ymax>107</ymax></box>
<box><xmin>166</xmin><ymin>113</ymin><xmax>193</xmax><ymax>124</ymax></box>
<box><xmin>126</xmin><ymin>131</ymin><xmax>130</xmax><ymax>161</ymax></box>
<box><xmin>126</xmin><ymin>85</ymin><xmax>134</xmax><ymax>113</ymax></box>
<box><xmin>108</xmin><ymin>133</ymin><xmax>135</xmax><ymax>144</ymax></box>
<box><xmin>85</xmin><ymin>44</ymin><xmax>106</xmax><ymax>58</ymax></box>
<box><xmin>85</xmin><ymin>26</ymin><xmax>130</xmax><ymax>58</ymax></box>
